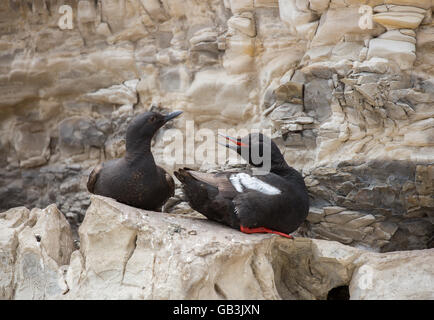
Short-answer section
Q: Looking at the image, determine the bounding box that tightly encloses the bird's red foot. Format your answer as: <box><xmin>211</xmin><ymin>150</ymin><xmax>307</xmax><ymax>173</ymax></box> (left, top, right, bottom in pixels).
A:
<box><xmin>240</xmin><ymin>226</ymin><xmax>293</xmax><ymax>239</ymax></box>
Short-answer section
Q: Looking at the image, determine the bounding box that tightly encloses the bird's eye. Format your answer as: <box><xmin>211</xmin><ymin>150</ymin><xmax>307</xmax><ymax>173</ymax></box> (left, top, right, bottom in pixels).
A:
<box><xmin>149</xmin><ymin>116</ymin><xmax>156</xmax><ymax>122</ymax></box>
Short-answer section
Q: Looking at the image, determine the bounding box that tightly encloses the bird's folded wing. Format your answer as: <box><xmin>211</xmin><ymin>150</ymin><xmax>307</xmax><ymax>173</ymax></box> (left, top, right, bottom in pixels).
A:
<box><xmin>188</xmin><ymin>171</ymin><xmax>235</xmax><ymax>193</ymax></box>
<box><xmin>87</xmin><ymin>163</ymin><xmax>103</xmax><ymax>193</ymax></box>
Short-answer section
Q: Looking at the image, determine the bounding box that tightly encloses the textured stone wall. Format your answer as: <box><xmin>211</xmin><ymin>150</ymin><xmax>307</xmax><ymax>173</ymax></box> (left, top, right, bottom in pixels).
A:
<box><xmin>0</xmin><ymin>0</ymin><xmax>433</xmax><ymax>251</ymax></box>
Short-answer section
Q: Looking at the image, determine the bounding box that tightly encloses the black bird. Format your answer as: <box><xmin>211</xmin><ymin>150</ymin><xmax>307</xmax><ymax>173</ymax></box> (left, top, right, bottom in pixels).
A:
<box><xmin>174</xmin><ymin>133</ymin><xmax>309</xmax><ymax>238</ymax></box>
<box><xmin>87</xmin><ymin>110</ymin><xmax>183</xmax><ymax>211</ymax></box>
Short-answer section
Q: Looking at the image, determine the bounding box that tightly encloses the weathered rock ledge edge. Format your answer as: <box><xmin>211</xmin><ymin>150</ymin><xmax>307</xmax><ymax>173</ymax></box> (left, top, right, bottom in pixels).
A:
<box><xmin>1</xmin><ymin>195</ymin><xmax>433</xmax><ymax>300</ymax></box>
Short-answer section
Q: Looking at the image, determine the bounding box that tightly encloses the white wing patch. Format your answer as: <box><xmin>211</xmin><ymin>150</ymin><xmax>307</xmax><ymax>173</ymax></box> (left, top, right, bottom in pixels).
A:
<box><xmin>229</xmin><ymin>173</ymin><xmax>281</xmax><ymax>195</ymax></box>
<box><xmin>229</xmin><ymin>174</ymin><xmax>244</xmax><ymax>192</ymax></box>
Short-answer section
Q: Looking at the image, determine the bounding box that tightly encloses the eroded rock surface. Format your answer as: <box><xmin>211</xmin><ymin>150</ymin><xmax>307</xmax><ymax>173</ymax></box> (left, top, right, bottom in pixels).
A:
<box><xmin>0</xmin><ymin>204</ymin><xmax>73</xmax><ymax>299</ymax></box>
<box><xmin>0</xmin><ymin>0</ymin><xmax>433</xmax><ymax>253</ymax></box>
<box><xmin>1</xmin><ymin>196</ymin><xmax>432</xmax><ymax>300</ymax></box>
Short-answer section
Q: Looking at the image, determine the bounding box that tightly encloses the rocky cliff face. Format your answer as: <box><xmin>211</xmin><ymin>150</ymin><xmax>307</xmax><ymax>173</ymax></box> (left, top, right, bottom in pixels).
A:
<box><xmin>1</xmin><ymin>195</ymin><xmax>433</xmax><ymax>300</ymax></box>
<box><xmin>0</xmin><ymin>0</ymin><xmax>433</xmax><ymax>252</ymax></box>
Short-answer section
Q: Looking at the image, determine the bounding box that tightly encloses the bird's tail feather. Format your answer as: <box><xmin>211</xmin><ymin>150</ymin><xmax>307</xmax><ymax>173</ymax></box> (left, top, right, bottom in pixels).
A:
<box><xmin>173</xmin><ymin>167</ymin><xmax>194</xmax><ymax>183</ymax></box>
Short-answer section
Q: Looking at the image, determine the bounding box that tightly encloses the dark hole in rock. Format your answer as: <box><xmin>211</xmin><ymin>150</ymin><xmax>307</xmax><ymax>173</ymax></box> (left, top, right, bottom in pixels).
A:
<box><xmin>327</xmin><ymin>285</ymin><xmax>350</xmax><ymax>300</ymax></box>
<box><xmin>73</xmin><ymin>239</ymin><xmax>81</xmax><ymax>250</ymax></box>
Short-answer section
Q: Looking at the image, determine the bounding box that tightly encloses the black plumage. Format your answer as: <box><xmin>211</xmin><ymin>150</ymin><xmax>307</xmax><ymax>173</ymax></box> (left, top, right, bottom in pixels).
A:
<box><xmin>174</xmin><ymin>133</ymin><xmax>309</xmax><ymax>237</ymax></box>
<box><xmin>87</xmin><ymin>110</ymin><xmax>182</xmax><ymax>211</ymax></box>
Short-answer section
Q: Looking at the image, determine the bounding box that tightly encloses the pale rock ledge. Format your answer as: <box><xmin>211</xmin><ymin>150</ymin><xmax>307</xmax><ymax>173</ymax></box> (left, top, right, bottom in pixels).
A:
<box><xmin>1</xmin><ymin>195</ymin><xmax>433</xmax><ymax>300</ymax></box>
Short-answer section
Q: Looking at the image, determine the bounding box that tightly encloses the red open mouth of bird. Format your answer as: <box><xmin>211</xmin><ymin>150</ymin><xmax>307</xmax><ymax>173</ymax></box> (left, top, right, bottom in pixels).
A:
<box><xmin>218</xmin><ymin>133</ymin><xmax>248</xmax><ymax>148</ymax></box>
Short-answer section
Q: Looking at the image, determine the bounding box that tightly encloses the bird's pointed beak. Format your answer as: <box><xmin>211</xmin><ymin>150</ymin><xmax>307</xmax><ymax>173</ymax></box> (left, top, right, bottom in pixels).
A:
<box><xmin>163</xmin><ymin>110</ymin><xmax>183</xmax><ymax>123</ymax></box>
<box><xmin>218</xmin><ymin>133</ymin><xmax>248</xmax><ymax>152</ymax></box>
<box><xmin>217</xmin><ymin>141</ymin><xmax>238</xmax><ymax>151</ymax></box>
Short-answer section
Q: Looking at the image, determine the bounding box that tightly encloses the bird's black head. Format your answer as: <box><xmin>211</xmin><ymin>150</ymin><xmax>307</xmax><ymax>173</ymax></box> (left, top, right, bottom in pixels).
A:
<box><xmin>220</xmin><ymin>132</ymin><xmax>286</xmax><ymax>172</ymax></box>
<box><xmin>126</xmin><ymin>110</ymin><xmax>182</xmax><ymax>154</ymax></box>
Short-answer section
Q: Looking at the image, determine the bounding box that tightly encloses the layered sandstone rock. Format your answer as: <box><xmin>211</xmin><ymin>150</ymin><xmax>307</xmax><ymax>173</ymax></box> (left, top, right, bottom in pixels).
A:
<box><xmin>1</xmin><ymin>196</ymin><xmax>433</xmax><ymax>300</ymax></box>
<box><xmin>0</xmin><ymin>0</ymin><xmax>432</xmax><ymax>252</ymax></box>
<box><xmin>0</xmin><ymin>204</ymin><xmax>72</xmax><ymax>299</ymax></box>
